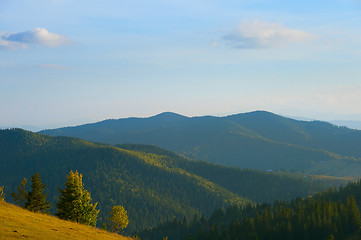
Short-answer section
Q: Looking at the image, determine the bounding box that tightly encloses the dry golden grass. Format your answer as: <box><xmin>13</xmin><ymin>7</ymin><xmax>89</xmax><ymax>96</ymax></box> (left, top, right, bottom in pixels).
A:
<box><xmin>0</xmin><ymin>202</ymin><xmax>132</xmax><ymax>240</ymax></box>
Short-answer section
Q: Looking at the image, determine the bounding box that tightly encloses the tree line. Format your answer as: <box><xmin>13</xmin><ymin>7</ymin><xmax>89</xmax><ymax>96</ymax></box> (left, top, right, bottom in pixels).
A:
<box><xmin>187</xmin><ymin>197</ymin><xmax>361</xmax><ymax>240</ymax></box>
<box><xmin>4</xmin><ymin>171</ymin><xmax>128</xmax><ymax>233</ymax></box>
<box><xmin>139</xmin><ymin>180</ymin><xmax>361</xmax><ymax>240</ymax></box>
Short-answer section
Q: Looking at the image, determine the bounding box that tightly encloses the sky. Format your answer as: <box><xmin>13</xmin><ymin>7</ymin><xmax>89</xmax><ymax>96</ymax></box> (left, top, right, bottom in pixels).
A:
<box><xmin>1</xmin><ymin>0</ymin><xmax>361</xmax><ymax>129</ymax></box>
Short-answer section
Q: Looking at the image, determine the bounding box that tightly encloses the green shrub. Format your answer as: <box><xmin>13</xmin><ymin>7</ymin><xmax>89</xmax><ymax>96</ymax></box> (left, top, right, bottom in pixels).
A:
<box><xmin>0</xmin><ymin>186</ymin><xmax>5</xmax><ymax>202</ymax></box>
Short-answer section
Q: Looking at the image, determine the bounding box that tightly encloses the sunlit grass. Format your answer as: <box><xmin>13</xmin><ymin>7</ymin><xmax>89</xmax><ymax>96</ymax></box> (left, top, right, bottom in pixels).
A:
<box><xmin>0</xmin><ymin>202</ymin><xmax>132</xmax><ymax>240</ymax></box>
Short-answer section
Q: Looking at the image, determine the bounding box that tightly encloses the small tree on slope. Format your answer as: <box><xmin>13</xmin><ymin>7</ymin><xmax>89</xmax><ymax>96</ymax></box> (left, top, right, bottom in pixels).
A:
<box><xmin>0</xmin><ymin>186</ymin><xmax>5</xmax><ymax>202</ymax></box>
<box><xmin>25</xmin><ymin>172</ymin><xmax>51</xmax><ymax>213</ymax></box>
<box><xmin>56</xmin><ymin>170</ymin><xmax>99</xmax><ymax>226</ymax></box>
<box><xmin>109</xmin><ymin>205</ymin><xmax>129</xmax><ymax>233</ymax></box>
<box><xmin>11</xmin><ymin>178</ymin><xmax>28</xmax><ymax>207</ymax></box>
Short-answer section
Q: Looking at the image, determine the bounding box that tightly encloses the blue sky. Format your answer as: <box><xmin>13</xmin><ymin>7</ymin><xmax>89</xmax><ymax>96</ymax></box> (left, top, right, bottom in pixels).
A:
<box><xmin>1</xmin><ymin>0</ymin><xmax>361</xmax><ymax>129</ymax></box>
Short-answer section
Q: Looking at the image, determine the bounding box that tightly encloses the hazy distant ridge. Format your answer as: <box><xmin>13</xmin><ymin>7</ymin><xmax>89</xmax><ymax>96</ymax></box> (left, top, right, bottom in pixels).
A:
<box><xmin>40</xmin><ymin>111</ymin><xmax>361</xmax><ymax>176</ymax></box>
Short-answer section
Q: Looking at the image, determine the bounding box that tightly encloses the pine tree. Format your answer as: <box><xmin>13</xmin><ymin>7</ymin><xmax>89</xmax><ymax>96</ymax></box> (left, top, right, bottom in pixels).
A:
<box><xmin>25</xmin><ymin>172</ymin><xmax>51</xmax><ymax>213</ymax></box>
<box><xmin>11</xmin><ymin>178</ymin><xmax>28</xmax><ymax>207</ymax></box>
<box><xmin>346</xmin><ymin>196</ymin><xmax>361</xmax><ymax>232</ymax></box>
<box><xmin>109</xmin><ymin>205</ymin><xmax>129</xmax><ymax>233</ymax></box>
<box><xmin>56</xmin><ymin>170</ymin><xmax>99</xmax><ymax>226</ymax></box>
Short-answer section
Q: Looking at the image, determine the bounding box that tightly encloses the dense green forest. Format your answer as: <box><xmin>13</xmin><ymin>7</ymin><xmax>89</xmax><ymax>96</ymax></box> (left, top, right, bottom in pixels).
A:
<box><xmin>40</xmin><ymin>111</ymin><xmax>361</xmax><ymax>176</ymax></box>
<box><xmin>118</xmin><ymin>144</ymin><xmax>344</xmax><ymax>203</ymax></box>
<box><xmin>0</xmin><ymin>129</ymin><xmax>342</xmax><ymax>233</ymax></box>
<box><xmin>0</xmin><ymin>129</ymin><xmax>247</xmax><ymax>232</ymax></box>
<box><xmin>315</xmin><ymin>180</ymin><xmax>361</xmax><ymax>209</ymax></box>
<box><xmin>140</xmin><ymin>180</ymin><xmax>361</xmax><ymax>240</ymax></box>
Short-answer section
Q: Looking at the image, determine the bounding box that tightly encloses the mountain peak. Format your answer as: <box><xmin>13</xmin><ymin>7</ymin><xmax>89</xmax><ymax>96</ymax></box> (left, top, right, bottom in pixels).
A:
<box><xmin>226</xmin><ymin>110</ymin><xmax>280</xmax><ymax>120</ymax></box>
<box><xmin>151</xmin><ymin>112</ymin><xmax>188</xmax><ymax>120</ymax></box>
<box><xmin>246</xmin><ymin>110</ymin><xmax>278</xmax><ymax>117</ymax></box>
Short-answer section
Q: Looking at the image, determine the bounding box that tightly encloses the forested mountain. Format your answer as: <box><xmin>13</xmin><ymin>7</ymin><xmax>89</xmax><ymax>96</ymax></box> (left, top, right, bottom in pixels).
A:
<box><xmin>0</xmin><ymin>129</ymin><xmax>340</xmax><ymax>233</ymax></box>
<box><xmin>0</xmin><ymin>129</ymin><xmax>248</xmax><ymax>232</ymax></box>
<box><xmin>117</xmin><ymin>144</ymin><xmax>347</xmax><ymax>204</ymax></box>
<box><xmin>40</xmin><ymin>111</ymin><xmax>361</xmax><ymax>176</ymax></box>
<box><xmin>140</xmin><ymin>180</ymin><xmax>361</xmax><ymax>240</ymax></box>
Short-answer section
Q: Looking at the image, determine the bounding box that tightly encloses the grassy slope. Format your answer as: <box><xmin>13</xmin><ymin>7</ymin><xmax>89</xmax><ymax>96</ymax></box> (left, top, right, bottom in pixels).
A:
<box><xmin>0</xmin><ymin>202</ymin><xmax>131</xmax><ymax>240</ymax></box>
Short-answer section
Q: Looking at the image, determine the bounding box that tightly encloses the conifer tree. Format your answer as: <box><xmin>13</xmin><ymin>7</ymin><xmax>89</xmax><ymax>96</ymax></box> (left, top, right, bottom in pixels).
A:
<box><xmin>25</xmin><ymin>172</ymin><xmax>51</xmax><ymax>213</ymax></box>
<box><xmin>11</xmin><ymin>178</ymin><xmax>28</xmax><ymax>207</ymax></box>
<box><xmin>346</xmin><ymin>196</ymin><xmax>361</xmax><ymax>232</ymax></box>
<box><xmin>56</xmin><ymin>170</ymin><xmax>99</xmax><ymax>226</ymax></box>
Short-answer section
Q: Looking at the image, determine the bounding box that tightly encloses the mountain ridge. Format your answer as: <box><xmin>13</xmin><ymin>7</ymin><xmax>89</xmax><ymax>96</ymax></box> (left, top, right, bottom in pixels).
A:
<box><xmin>39</xmin><ymin>111</ymin><xmax>361</xmax><ymax>176</ymax></box>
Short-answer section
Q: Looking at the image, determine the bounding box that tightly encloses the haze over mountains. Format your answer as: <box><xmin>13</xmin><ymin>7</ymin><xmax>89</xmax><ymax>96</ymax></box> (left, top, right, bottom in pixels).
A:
<box><xmin>40</xmin><ymin>111</ymin><xmax>361</xmax><ymax>176</ymax></box>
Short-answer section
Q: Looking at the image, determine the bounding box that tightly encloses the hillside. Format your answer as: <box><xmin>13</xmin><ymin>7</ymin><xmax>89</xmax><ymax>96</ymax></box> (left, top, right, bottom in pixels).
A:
<box><xmin>39</xmin><ymin>111</ymin><xmax>361</xmax><ymax>176</ymax></box>
<box><xmin>0</xmin><ymin>129</ymin><xmax>249</xmax><ymax>232</ymax></box>
<box><xmin>0</xmin><ymin>201</ymin><xmax>131</xmax><ymax>240</ymax></box>
<box><xmin>0</xmin><ymin>129</ymin><xmax>342</xmax><ymax>233</ymax></box>
<box><xmin>140</xmin><ymin>180</ymin><xmax>361</xmax><ymax>240</ymax></box>
<box><xmin>117</xmin><ymin>144</ymin><xmax>354</xmax><ymax>203</ymax></box>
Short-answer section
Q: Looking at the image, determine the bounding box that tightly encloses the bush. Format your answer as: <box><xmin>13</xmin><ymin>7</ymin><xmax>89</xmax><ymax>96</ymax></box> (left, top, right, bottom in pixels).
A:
<box><xmin>0</xmin><ymin>186</ymin><xmax>5</xmax><ymax>202</ymax></box>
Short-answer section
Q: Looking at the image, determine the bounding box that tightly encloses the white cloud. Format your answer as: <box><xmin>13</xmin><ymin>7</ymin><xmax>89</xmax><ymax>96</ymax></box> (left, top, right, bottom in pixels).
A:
<box><xmin>0</xmin><ymin>38</ymin><xmax>27</xmax><ymax>50</ymax></box>
<box><xmin>224</xmin><ymin>20</ymin><xmax>319</xmax><ymax>49</ymax></box>
<box><xmin>0</xmin><ymin>28</ymin><xmax>70</xmax><ymax>49</ymax></box>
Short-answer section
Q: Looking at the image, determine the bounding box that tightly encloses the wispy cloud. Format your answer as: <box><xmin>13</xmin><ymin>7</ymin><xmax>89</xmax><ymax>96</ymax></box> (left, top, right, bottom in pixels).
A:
<box><xmin>224</xmin><ymin>20</ymin><xmax>319</xmax><ymax>49</ymax></box>
<box><xmin>0</xmin><ymin>28</ymin><xmax>70</xmax><ymax>49</ymax></box>
<box><xmin>0</xmin><ymin>38</ymin><xmax>27</xmax><ymax>50</ymax></box>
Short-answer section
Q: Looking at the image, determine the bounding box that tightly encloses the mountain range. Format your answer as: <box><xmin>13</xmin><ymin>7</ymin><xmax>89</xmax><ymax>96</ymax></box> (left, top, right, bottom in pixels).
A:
<box><xmin>40</xmin><ymin>111</ymin><xmax>361</xmax><ymax>176</ymax></box>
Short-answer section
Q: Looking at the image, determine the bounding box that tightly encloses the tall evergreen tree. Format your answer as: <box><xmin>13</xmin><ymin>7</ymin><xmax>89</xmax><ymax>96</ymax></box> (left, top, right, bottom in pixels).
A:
<box><xmin>346</xmin><ymin>196</ymin><xmax>361</xmax><ymax>232</ymax></box>
<box><xmin>56</xmin><ymin>170</ymin><xmax>99</xmax><ymax>226</ymax></box>
<box><xmin>11</xmin><ymin>178</ymin><xmax>28</xmax><ymax>207</ymax></box>
<box><xmin>25</xmin><ymin>172</ymin><xmax>51</xmax><ymax>213</ymax></box>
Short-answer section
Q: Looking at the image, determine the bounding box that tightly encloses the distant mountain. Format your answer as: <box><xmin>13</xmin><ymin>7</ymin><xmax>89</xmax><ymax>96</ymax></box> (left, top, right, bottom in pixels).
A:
<box><xmin>40</xmin><ymin>111</ymin><xmax>361</xmax><ymax>176</ymax></box>
<box><xmin>0</xmin><ymin>129</ymin><xmax>336</xmax><ymax>232</ymax></box>
<box><xmin>1</xmin><ymin>125</ymin><xmax>43</xmax><ymax>132</ymax></box>
<box><xmin>331</xmin><ymin>120</ymin><xmax>361</xmax><ymax>130</ymax></box>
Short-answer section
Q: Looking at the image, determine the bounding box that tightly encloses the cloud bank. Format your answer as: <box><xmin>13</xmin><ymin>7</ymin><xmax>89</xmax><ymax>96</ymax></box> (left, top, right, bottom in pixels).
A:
<box><xmin>0</xmin><ymin>28</ymin><xmax>69</xmax><ymax>49</ymax></box>
<box><xmin>224</xmin><ymin>20</ymin><xmax>318</xmax><ymax>48</ymax></box>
